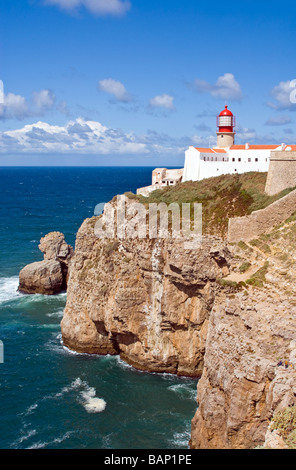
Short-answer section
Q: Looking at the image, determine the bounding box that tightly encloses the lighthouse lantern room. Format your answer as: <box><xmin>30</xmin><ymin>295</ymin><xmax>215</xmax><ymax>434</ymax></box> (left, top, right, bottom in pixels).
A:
<box><xmin>216</xmin><ymin>105</ymin><xmax>236</xmax><ymax>149</ymax></box>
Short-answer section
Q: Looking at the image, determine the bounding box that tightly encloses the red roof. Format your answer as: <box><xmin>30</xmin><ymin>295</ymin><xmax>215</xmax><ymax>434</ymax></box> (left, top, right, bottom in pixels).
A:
<box><xmin>230</xmin><ymin>145</ymin><xmax>279</xmax><ymax>150</ymax></box>
<box><xmin>219</xmin><ymin>105</ymin><xmax>233</xmax><ymax>116</ymax></box>
<box><xmin>192</xmin><ymin>144</ymin><xmax>296</xmax><ymax>153</ymax></box>
<box><xmin>194</xmin><ymin>147</ymin><xmax>226</xmax><ymax>153</ymax></box>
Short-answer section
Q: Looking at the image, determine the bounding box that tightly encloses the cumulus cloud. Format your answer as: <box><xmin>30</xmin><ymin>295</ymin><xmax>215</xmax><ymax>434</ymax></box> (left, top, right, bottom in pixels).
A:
<box><xmin>267</xmin><ymin>80</ymin><xmax>296</xmax><ymax>110</ymax></box>
<box><xmin>32</xmin><ymin>89</ymin><xmax>55</xmax><ymax>111</ymax></box>
<box><xmin>0</xmin><ymin>117</ymin><xmax>206</xmax><ymax>156</ymax></box>
<box><xmin>149</xmin><ymin>94</ymin><xmax>175</xmax><ymax>110</ymax></box>
<box><xmin>98</xmin><ymin>78</ymin><xmax>132</xmax><ymax>103</ymax></box>
<box><xmin>192</xmin><ymin>73</ymin><xmax>243</xmax><ymax>101</ymax></box>
<box><xmin>44</xmin><ymin>0</ymin><xmax>131</xmax><ymax>16</ymax></box>
<box><xmin>0</xmin><ymin>89</ymin><xmax>56</xmax><ymax>121</ymax></box>
<box><xmin>0</xmin><ymin>118</ymin><xmax>147</xmax><ymax>154</ymax></box>
<box><xmin>0</xmin><ymin>93</ymin><xmax>29</xmax><ymax>120</ymax></box>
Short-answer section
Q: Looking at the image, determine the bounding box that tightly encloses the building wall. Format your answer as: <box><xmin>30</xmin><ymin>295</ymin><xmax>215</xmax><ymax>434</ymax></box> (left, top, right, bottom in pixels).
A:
<box><xmin>265</xmin><ymin>151</ymin><xmax>296</xmax><ymax>196</ymax></box>
<box><xmin>152</xmin><ymin>168</ymin><xmax>167</xmax><ymax>185</ymax></box>
<box><xmin>228</xmin><ymin>188</ymin><xmax>296</xmax><ymax>242</ymax></box>
<box><xmin>182</xmin><ymin>147</ymin><xmax>270</xmax><ymax>182</ymax></box>
<box><xmin>216</xmin><ymin>132</ymin><xmax>235</xmax><ymax>149</ymax></box>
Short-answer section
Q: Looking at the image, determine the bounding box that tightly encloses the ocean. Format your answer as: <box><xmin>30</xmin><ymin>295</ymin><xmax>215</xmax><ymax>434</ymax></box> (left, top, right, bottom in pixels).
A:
<box><xmin>0</xmin><ymin>167</ymin><xmax>197</xmax><ymax>450</ymax></box>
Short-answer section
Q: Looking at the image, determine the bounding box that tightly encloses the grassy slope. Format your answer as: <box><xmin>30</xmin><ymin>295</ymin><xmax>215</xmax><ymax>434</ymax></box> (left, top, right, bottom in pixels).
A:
<box><xmin>127</xmin><ymin>172</ymin><xmax>296</xmax><ymax>237</ymax></box>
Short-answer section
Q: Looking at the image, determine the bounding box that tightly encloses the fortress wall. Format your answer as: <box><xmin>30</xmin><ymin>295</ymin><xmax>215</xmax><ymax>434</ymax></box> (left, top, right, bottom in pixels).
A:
<box><xmin>265</xmin><ymin>151</ymin><xmax>296</xmax><ymax>196</ymax></box>
<box><xmin>228</xmin><ymin>188</ymin><xmax>296</xmax><ymax>242</ymax></box>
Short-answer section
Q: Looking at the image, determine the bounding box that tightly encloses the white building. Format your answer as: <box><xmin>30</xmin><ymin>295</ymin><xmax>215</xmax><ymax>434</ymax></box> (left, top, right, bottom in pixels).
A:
<box><xmin>182</xmin><ymin>105</ymin><xmax>296</xmax><ymax>182</ymax></box>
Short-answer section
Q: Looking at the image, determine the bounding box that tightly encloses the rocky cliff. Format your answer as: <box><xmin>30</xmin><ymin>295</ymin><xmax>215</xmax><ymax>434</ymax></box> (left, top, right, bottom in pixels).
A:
<box><xmin>60</xmin><ymin>195</ymin><xmax>296</xmax><ymax>449</ymax></box>
<box><xmin>61</xmin><ymin>211</ymin><xmax>230</xmax><ymax>376</ymax></box>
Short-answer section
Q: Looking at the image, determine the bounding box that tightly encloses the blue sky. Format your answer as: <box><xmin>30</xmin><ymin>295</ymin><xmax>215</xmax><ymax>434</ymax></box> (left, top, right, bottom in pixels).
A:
<box><xmin>1</xmin><ymin>0</ymin><xmax>296</xmax><ymax>166</ymax></box>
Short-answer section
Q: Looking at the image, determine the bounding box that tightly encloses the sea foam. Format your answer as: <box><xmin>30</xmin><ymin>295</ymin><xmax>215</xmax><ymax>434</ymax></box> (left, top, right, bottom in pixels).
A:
<box><xmin>0</xmin><ymin>277</ymin><xmax>20</xmax><ymax>304</ymax></box>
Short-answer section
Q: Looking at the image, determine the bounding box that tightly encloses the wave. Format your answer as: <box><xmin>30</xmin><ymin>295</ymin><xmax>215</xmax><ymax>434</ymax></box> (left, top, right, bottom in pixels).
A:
<box><xmin>169</xmin><ymin>429</ymin><xmax>191</xmax><ymax>449</ymax></box>
<box><xmin>71</xmin><ymin>377</ymin><xmax>106</xmax><ymax>413</ymax></box>
<box><xmin>46</xmin><ymin>309</ymin><xmax>64</xmax><ymax>318</ymax></box>
<box><xmin>0</xmin><ymin>277</ymin><xmax>20</xmax><ymax>304</ymax></box>
<box><xmin>168</xmin><ymin>383</ymin><xmax>197</xmax><ymax>401</ymax></box>
<box><xmin>43</xmin><ymin>377</ymin><xmax>106</xmax><ymax>413</ymax></box>
<box><xmin>0</xmin><ymin>276</ymin><xmax>67</xmax><ymax>307</ymax></box>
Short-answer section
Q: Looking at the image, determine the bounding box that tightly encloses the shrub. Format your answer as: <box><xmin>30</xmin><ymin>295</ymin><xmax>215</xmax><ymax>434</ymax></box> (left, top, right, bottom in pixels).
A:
<box><xmin>271</xmin><ymin>406</ymin><xmax>296</xmax><ymax>449</ymax></box>
<box><xmin>246</xmin><ymin>262</ymin><xmax>269</xmax><ymax>288</ymax></box>
<box><xmin>239</xmin><ymin>261</ymin><xmax>251</xmax><ymax>273</ymax></box>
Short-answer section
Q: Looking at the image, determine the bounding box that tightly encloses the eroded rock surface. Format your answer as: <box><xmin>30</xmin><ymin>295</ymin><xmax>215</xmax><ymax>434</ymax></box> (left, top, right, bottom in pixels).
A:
<box><xmin>19</xmin><ymin>232</ymin><xmax>74</xmax><ymax>295</ymax></box>
<box><xmin>60</xmin><ymin>198</ymin><xmax>296</xmax><ymax>449</ymax></box>
<box><xmin>61</xmin><ymin>215</ymin><xmax>230</xmax><ymax>376</ymax></box>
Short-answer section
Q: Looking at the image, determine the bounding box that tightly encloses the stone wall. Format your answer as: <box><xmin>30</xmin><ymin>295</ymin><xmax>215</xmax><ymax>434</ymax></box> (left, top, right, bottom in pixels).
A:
<box><xmin>265</xmin><ymin>151</ymin><xmax>296</xmax><ymax>196</ymax></box>
<box><xmin>228</xmin><ymin>188</ymin><xmax>296</xmax><ymax>242</ymax></box>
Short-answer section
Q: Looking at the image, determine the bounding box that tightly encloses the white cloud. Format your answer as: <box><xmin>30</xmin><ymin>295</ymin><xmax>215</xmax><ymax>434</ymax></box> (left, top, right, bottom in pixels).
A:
<box><xmin>0</xmin><ymin>117</ymin><xmax>199</xmax><ymax>156</ymax></box>
<box><xmin>33</xmin><ymin>89</ymin><xmax>55</xmax><ymax>110</ymax></box>
<box><xmin>149</xmin><ymin>94</ymin><xmax>175</xmax><ymax>110</ymax></box>
<box><xmin>193</xmin><ymin>73</ymin><xmax>243</xmax><ymax>101</ymax></box>
<box><xmin>267</xmin><ymin>80</ymin><xmax>296</xmax><ymax>110</ymax></box>
<box><xmin>0</xmin><ymin>93</ymin><xmax>29</xmax><ymax>120</ymax></box>
<box><xmin>0</xmin><ymin>118</ymin><xmax>146</xmax><ymax>154</ymax></box>
<box><xmin>98</xmin><ymin>78</ymin><xmax>132</xmax><ymax>103</ymax></box>
<box><xmin>44</xmin><ymin>0</ymin><xmax>131</xmax><ymax>16</ymax></box>
<box><xmin>0</xmin><ymin>89</ymin><xmax>56</xmax><ymax>120</ymax></box>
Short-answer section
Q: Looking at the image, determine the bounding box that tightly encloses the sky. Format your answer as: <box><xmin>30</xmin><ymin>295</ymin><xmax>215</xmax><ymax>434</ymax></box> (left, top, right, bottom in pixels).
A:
<box><xmin>0</xmin><ymin>0</ymin><xmax>296</xmax><ymax>166</ymax></box>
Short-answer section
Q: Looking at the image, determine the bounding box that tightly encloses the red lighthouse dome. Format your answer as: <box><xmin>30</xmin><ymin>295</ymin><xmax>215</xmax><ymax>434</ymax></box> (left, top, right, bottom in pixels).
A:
<box><xmin>217</xmin><ymin>105</ymin><xmax>236</xmax><ymax>133</ymax></box>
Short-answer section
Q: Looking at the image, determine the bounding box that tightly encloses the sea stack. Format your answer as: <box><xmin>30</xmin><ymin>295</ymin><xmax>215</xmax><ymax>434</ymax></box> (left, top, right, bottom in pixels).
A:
<box><xmin>18</xmin><ymin>232</ymin><xmax>74</xmax><ymax>295</ymax></box>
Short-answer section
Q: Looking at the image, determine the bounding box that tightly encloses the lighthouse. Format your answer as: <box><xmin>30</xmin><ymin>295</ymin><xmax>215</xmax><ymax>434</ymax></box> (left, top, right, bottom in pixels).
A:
<box><xmin>216</xmin><ymin>105</ymin><xmax>236</xmax><ymax>149</ymax></box>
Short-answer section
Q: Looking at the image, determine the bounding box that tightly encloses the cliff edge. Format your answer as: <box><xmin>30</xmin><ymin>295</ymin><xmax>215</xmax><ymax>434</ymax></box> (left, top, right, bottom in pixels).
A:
<box><xmin>60</xmin><ymin>174</ymin><xmax>296</xmax><ymax>449</ymax></box>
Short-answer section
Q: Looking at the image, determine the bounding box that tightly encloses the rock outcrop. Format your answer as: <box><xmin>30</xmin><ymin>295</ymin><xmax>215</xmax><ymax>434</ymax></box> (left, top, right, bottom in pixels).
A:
<box><xmin>60</xmin><ymin>195</ymin><xmax>296</xmax><ymax>449</ymax></box>
<box><xmin>61</xmin><ymin>214</ymin><xmax>230</xmax><ymax>376</ymax></box>
<box><xmin>19</xmin><ymin>232</ymin><xmax>74</xmax><ymax>295</ymax></box>
<box><xmin>190</xmin><ymin>221</ymin><xmax>296</xmax><ymax>449</ymax></box>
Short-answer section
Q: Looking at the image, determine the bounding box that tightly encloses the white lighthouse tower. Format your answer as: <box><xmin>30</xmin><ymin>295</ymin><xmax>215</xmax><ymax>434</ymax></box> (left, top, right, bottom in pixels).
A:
<box><xmin>216</xmin><ymin>105</ymin><xmax>236</xmax><ymax>149</ymax></box>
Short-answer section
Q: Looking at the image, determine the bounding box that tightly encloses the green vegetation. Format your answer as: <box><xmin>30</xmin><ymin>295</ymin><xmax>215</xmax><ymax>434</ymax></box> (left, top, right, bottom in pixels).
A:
<box><xmin>246</xmin><ymin>262</ymin><xmax>269</xmax><ymax>288</ymax></box>
<box><xmin>238</xmin><ymin>241</ymin><xmax>250</xmax><ymax>251</ymax></box>
<box><xmin>250</xmin><ymin>238</ymin><xmax>271</xmax><ymax>254</ymax></box>
<box><xmin>271</xmin><ymin>406</ymin><xmax>296</xmax><ymax>449</ymax></box>
<box><xmin>239</xmin><ymin>261</ymin><xmax>251</xmax><ymax>273</ymax></box>
<box><xmin>126</xmin><ymin>172</ymin><xmax>296</xmax><ymax>237</ymax></box>
<box><xmin>217</xmin><ymin>278</ymin><xmax>247</xmax><ymax>290</ymax></box>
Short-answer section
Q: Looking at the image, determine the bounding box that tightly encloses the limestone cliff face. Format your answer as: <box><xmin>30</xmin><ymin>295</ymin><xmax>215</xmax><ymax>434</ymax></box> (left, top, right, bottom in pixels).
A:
<box><xmin>190</xmin><ymin>290</ymin><xmax>296</xmax><ymax>448</ymax></box>
<box><xmin>61</xmin><ymin>201</ymin><xmax>296</xmax><ymax>449</ymax></box>
<box><xmin>190</xmin><ymin>222</ymin><xmax>296</xmax><ymax>449</ymax></box>
<box><xmin>61</xmin><ymin>216</ymin><xmax>230</xmax><ymax>376</ymax></box>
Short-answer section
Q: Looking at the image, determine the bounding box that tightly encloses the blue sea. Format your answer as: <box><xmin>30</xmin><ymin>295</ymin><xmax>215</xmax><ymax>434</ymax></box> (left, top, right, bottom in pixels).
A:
<box><xmin>0</xmin><ymin>167</ymin><xmax>197</xmax><ymax>450</ymax></box>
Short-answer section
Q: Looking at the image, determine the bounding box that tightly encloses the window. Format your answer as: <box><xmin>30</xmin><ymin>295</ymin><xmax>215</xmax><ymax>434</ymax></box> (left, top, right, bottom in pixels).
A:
<box><xmin>248</xmin><ymin>158</ymin><xmax>251</xmax><ymax>162</ymax></box>
<box><xmin>238</xmin><ymin>158</ymin><xmax>241</xmax><ymax>162</ymax></box>
<box><xmin>232</xmin><ymin>158</ymin><xmax>235</xmax><ymax>162</ymax></box>
<box><xmin>255</xmin><ymin>158</ymin><xmax>258</xmax><ymax>162</ymax></box>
